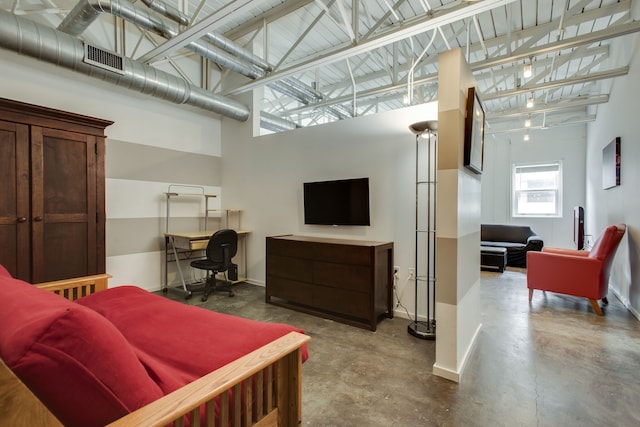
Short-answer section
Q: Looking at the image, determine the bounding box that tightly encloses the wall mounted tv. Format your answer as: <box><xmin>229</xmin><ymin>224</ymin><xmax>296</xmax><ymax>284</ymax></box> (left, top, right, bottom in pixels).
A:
<box><xmin>303</xmin><ymin>178</ymin><xmax>371</xmax><ymax>226</ymax></box>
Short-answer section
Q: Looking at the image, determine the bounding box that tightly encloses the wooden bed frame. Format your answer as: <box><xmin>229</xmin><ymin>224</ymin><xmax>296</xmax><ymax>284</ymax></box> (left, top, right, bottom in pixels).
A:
<box><xmin>0</xmin><ymin>274</ymin><xmax>310</xmax><ymax>427</ymax></box>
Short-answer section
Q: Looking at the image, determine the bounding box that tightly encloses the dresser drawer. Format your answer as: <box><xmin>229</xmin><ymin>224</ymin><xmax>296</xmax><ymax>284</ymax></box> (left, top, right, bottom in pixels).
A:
<box><xmin>267</xmin><ymin>254</ymin><xmax>312</xmax><ymax>282</ymax></box>
<box><xmin>312</xmin><ymin>261</ymin><xmax>370</xmax><ymax>293</ymax></box>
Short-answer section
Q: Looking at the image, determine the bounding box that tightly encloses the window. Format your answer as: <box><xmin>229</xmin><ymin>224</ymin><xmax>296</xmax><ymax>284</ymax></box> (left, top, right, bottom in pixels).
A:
<box><xmin>512</xmin><ymin>162</ymin><xmax>562</xmax><ymax>217</ymax></box>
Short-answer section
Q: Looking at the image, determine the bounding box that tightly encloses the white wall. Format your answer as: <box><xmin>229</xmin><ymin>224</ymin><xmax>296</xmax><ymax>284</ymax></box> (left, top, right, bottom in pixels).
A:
<box><xmin>585</xmin><ymin>33</ymin><xmax>640</xmax><ymax>317</ymax></box>
<box><xmin>481</xmin><ymin>125</ymin><xmax>586</xmax><ymax>248</ymax></box>
<box><xmin>222</xmin><ymin>101</ymin><xmax>438</xmax><ymax>318</ymax></box>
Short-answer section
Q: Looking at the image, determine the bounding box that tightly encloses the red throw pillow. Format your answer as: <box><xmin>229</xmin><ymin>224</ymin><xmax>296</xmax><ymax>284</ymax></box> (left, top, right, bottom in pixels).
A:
<box><xmin>0</xmin><ymin>276</ymin><xmax>164</xmax><ymax>427</ymax></box>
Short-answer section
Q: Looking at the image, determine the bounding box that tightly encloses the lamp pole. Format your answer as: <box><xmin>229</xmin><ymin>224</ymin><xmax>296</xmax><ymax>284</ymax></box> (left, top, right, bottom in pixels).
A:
<box><xmin>407</xmin><ymin>121</ymin><xmax>437</xmax><ymax>340</ymax></box>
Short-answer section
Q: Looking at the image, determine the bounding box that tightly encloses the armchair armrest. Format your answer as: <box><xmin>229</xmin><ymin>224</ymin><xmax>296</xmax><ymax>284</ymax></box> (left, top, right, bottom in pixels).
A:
<box><xmin>542</xmin><ymin>247</ymin><xmax>589</xmax><ymax>257</ymax></box>
<box><xmin>527</xmin><ymin>251</ymin><xmax>605</xmax><ymax>299</ymax></box>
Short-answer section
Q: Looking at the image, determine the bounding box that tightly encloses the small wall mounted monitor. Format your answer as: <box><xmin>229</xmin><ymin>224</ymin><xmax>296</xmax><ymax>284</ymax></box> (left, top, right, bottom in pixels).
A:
<box><xmin>303</xmin><ymin>178</ymin><xmax>370</xmax><ymax>226</ymax></box>
<box><xmin>574</xmin><ymin>206</ymin><xmax>584</xmax><ymax>250</ymax></box>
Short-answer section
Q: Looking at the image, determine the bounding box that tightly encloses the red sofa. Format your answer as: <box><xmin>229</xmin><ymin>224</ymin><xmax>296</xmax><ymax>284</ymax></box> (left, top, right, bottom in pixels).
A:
<box><xmin>0</xmin><ymin>264</ymin><xmax>309</xmax><ymax>427</ymax></box>
<box><xmin>526</xmin><ymin>224</ymin><xmax>626</xmax><ymax>315</ymax></box>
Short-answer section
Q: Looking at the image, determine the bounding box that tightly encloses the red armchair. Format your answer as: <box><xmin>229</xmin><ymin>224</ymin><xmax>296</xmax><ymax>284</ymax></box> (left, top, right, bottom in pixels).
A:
<box><xmin>527</xmin><ymin>224</ymin><xmax>626</xmax><ymax>315</ymax></box>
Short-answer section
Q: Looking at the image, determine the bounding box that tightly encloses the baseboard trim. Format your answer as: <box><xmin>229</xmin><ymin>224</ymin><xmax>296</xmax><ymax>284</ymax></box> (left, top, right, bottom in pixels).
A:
<box><xmin>610</xmin><ymin>287</ymin><xmax>640</xmax><ymax>321</ymax></box>
<box><xmin>458</xmin><ymin>322</ymin><xmax>483</xmax><ymax>379</ymax></box>
<box><xmin>432</xmin><ymin>364</ymin><xmax>460</xmax><ymax>382</ymax></box>
<box><xmin>432</xmin><ymin>322</ymin><xmax>483</xmax><ymax>383</ymax></box>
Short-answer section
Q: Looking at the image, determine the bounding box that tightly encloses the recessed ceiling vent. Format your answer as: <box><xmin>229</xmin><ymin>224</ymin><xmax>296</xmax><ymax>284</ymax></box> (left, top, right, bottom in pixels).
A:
<box><xmin>83</xmin><ymin>43</ymin><xmax>125</xmax><ymax>74</ymax></box>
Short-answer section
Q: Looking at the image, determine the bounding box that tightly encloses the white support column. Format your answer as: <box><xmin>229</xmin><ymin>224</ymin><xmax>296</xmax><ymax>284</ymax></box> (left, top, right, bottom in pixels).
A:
<box><xmin>433</xmin><ymin>48</ymin><xmax>483</xmax><ymax>382</ymax></box>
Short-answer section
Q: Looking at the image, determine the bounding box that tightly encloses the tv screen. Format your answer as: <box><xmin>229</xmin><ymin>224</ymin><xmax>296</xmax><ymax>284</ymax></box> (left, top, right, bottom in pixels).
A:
<box><xmin>303</xmin><ymin>178</ymin><xmax>370</xmax><ymax>226</ymax></box>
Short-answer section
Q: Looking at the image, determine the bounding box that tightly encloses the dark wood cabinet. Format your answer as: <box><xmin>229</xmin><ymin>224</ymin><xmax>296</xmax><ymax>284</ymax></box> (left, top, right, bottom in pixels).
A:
<box><xmin>0</xmin><ymin>98</ymin><xmax>112</xmax><ymax>283</ymax></box>
<box><xmin>266</xmin><ymin>235</ymin><xmax>394</xmax><ymax>331</ymax></box>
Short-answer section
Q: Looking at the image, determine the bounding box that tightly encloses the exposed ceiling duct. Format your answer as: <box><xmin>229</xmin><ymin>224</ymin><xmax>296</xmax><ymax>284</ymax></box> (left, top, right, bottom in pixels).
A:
<box><xmin>0</xmin><ymin>10</ymin><xmax>250</xmax><ymax>121</ymax></box>
<box><xmin>260</xmin><ymin>112</ymin><xmax>300</xmax><ymax>133</ymax></box>
<box><xmin>58</xmin><ymin>0</ymin><xmax>266</xmax><ymax>79</ymax></box>
<box><xmin>57</xmin><ymin>0</ymin><xmax>344</xmax><ymax>122</ymax></box>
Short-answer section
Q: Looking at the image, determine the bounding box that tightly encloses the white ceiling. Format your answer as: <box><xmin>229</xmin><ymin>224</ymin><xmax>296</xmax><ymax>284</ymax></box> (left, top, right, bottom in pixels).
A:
<box><xmin>3</xmin><ymin>0</ymin><xmax>639</xmax><ymax>135</ymax></box>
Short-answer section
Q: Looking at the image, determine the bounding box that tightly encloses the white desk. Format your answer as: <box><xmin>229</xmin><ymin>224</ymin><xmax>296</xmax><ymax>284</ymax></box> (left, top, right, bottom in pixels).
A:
<box><xmin>164</xmin><ymin>229</ymin><xmax>250</xmax><ymax>298</ymax></box>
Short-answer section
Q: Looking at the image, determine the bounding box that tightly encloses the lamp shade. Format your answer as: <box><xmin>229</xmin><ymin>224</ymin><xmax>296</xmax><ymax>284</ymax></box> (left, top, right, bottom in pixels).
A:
<box><xmin>409</xmin><ymin>120</ymin><xmax>438</xmax><ymax>135</ymax></box>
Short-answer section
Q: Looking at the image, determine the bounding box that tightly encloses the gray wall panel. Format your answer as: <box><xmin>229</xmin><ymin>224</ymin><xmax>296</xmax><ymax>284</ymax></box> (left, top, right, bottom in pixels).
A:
<box><xmin>107</xmin><ymin>217</ymin><xmax>222</xmax><ymax>256</ymax></box>
<box><xmin>106</xmin><ymin>139</ymin><xmax>221</xmax><ymax>185</ymax></box>
<box><xmin>456</xmin><ymin>231</ymin><xmax>481</xmax><ymax>302</ymax></box>
<box><xmin>436</xmin><ymin>237</ymin><xmax>457</xmax><ymax>305</ymax></box>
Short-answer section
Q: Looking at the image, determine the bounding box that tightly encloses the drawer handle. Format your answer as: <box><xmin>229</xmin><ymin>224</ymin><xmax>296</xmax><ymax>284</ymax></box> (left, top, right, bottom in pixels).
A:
<box><xmin>34</xmin><ymin>216</ymin><xmax>43</xmax><ymax>222</ymax></box>
<box><xmin>17</xmin><ymin>217</ymin><xmax>27</xmax><ymax>223</ymax></box>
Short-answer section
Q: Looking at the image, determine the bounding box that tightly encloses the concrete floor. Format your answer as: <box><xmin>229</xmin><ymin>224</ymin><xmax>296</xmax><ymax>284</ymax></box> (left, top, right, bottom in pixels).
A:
<box><xmin>165</xmin><ymin>268</ymin><xmax>640</xmax><ymax>426</ymax></box>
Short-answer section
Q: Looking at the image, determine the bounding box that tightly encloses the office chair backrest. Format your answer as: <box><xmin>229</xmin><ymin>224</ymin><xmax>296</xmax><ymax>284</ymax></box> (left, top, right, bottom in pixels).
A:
<box><xmin>206</xmin><ymin>229</ymin><xmax>238</xmax><ymax>268</ymax></box>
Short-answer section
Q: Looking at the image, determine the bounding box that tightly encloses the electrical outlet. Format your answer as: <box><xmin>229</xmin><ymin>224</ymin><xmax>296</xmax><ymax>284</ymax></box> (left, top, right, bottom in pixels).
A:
<box><xmin>408</xmin><ymin>268</ymin><xmax>415</xmax><ymax>279</ymax></box>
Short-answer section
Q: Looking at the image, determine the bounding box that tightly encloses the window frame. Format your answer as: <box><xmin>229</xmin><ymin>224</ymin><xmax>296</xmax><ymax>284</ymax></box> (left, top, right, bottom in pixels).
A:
<box><xmin>511</xmin><ymin>161</ymin><xmax>563</xmax><ymax>218</ymax></box>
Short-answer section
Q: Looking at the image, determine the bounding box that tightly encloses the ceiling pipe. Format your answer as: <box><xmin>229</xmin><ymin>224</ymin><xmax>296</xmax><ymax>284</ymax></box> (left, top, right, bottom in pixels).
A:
<box><xmin>0</xmin><ymin>10</ymin><xmax>250</xmax><ymax>121</ymax></box>
<box><xmin>141</xmin><ymin>0</ymin><xmax>346</xmax><ymax>118</ymax></box>
<box><xmin>139</xmin><ymin>0</ymin><xmax>273</xmax><ymax>72</ymax></box>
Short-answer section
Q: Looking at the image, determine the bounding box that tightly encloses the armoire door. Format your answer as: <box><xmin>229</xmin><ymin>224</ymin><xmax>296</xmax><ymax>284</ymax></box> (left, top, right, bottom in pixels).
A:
<box><xmin>0</xmin><ymin>97</ymin><xmax>111</xmax><ymax>283</ymax></box>
<box><xmin>31</xmin><ymin>127</ymin><xmax>99</xmax><ymax>283</ymax></box>
<box><xmin>0</xmin><ymin>120</ymin><xmax>30</xmax><ymax>280</ymax></box>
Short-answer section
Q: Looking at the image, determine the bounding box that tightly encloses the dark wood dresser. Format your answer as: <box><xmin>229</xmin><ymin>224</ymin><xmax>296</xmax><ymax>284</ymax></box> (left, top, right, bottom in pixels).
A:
<box><xmin>266</xmin><ymin>235</ymin><xmax>393</xmax><ymax>331</ymax></box>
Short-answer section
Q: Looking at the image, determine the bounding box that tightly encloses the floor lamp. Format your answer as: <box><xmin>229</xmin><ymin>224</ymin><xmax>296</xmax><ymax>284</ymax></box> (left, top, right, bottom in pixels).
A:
<box><xmin>407</xmin><ymin>120</ymin><xmax>437</xmax><ymax>340</ymax></box>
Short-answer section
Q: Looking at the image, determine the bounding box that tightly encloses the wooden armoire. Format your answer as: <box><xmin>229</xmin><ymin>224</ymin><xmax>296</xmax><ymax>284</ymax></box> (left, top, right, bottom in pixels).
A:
<box><xmin>0</xmin><ymin>98</ymin><xmax>113</xmax><ymax>283</ymax></box>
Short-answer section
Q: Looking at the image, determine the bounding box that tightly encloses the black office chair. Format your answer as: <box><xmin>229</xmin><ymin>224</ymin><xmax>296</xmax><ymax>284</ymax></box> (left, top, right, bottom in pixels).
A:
<box><xmin>190</xmin><ymin>229</ymin><xmax>238</xmax><ymax>301</ymax></box>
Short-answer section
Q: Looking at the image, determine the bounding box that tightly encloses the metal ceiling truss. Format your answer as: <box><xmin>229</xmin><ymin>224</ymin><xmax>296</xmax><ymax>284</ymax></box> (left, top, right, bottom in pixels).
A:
<box><xmin>2</xmin><ymin>0</ymin><xmax>638</xmax><ymax>134</ymax></box>
<box><xmin>240</xmin><ymin>0</ymin><xmax>637</xmax><ymax>131</ymax></box>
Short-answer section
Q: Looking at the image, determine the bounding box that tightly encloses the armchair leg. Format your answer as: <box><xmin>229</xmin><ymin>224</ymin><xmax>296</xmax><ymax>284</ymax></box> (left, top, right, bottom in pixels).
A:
<box><xmin>589</xmin><ymin>299</ymin><xmax>604</xmax><ymax>316</ymax></box>
<box><xmin>602</xmin><ymin>297</ymin><xmax>609</xmax><ymax>305</ymax></box>
<box><xmin>528</xmin><ymin>288</ymin><xmax>533</xmax><ymax>301</ymax></box>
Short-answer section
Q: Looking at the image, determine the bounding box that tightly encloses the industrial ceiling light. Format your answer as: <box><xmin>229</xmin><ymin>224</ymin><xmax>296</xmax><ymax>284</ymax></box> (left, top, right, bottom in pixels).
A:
<box><xmin>524</xmin><ymin>116</ymin><xmax>531</xmax><ymax>127</ymax></box>
<box><xmin>527</xmin><ymin>95</ymin><xmax>534</xmax><ymax>108</ymax></box>
<box><xmin>523</xmin><ymin>61</ymin><xmax>532</xmax><ymax>78</ymax></box>
<box><xmin>524</xmin><ymin>132</ymin><xmax>530</xmax><ymax>141</ymax></box>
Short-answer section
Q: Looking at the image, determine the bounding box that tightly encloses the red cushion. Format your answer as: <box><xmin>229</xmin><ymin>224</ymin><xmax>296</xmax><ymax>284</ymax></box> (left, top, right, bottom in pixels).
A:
<box><xmin>0</xmin><ymin>275</ymin><xmax>164</xmax><ymax>427</ymax></box>
<box><xmin>76</xmin><ymin>286</ymin><xmax>309</xmax><ymax>393</ymax></box>
<box><xmin>589</xmin><ymin>225</ymin><xmax>624</xmax><ymax>260</ymax></box>
<box><xmin>0</xmin><ymin>263</ymin><xmax>10</xmax><ymax>278</ymax></box>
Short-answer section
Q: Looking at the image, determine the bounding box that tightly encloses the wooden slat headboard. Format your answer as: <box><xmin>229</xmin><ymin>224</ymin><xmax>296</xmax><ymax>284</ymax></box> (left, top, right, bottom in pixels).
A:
<box><xmin>35</xmin><ymin>274</ymin><xmax>111</xmax><ymax>301</ymax></box>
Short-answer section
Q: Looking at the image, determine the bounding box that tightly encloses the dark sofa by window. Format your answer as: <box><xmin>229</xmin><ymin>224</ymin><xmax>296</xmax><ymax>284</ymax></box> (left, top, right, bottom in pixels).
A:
<box><xmin>481</xmin><ymin>224</ymin><xmax>544</xmax><ymax>267</ymax></box>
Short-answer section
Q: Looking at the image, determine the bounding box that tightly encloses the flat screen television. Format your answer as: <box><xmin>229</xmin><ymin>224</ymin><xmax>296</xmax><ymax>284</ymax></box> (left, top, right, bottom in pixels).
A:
<box><xmin>303</xmin><ymin>178</ymin><xmax>370</xmax><ymax>226</ymax></box>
